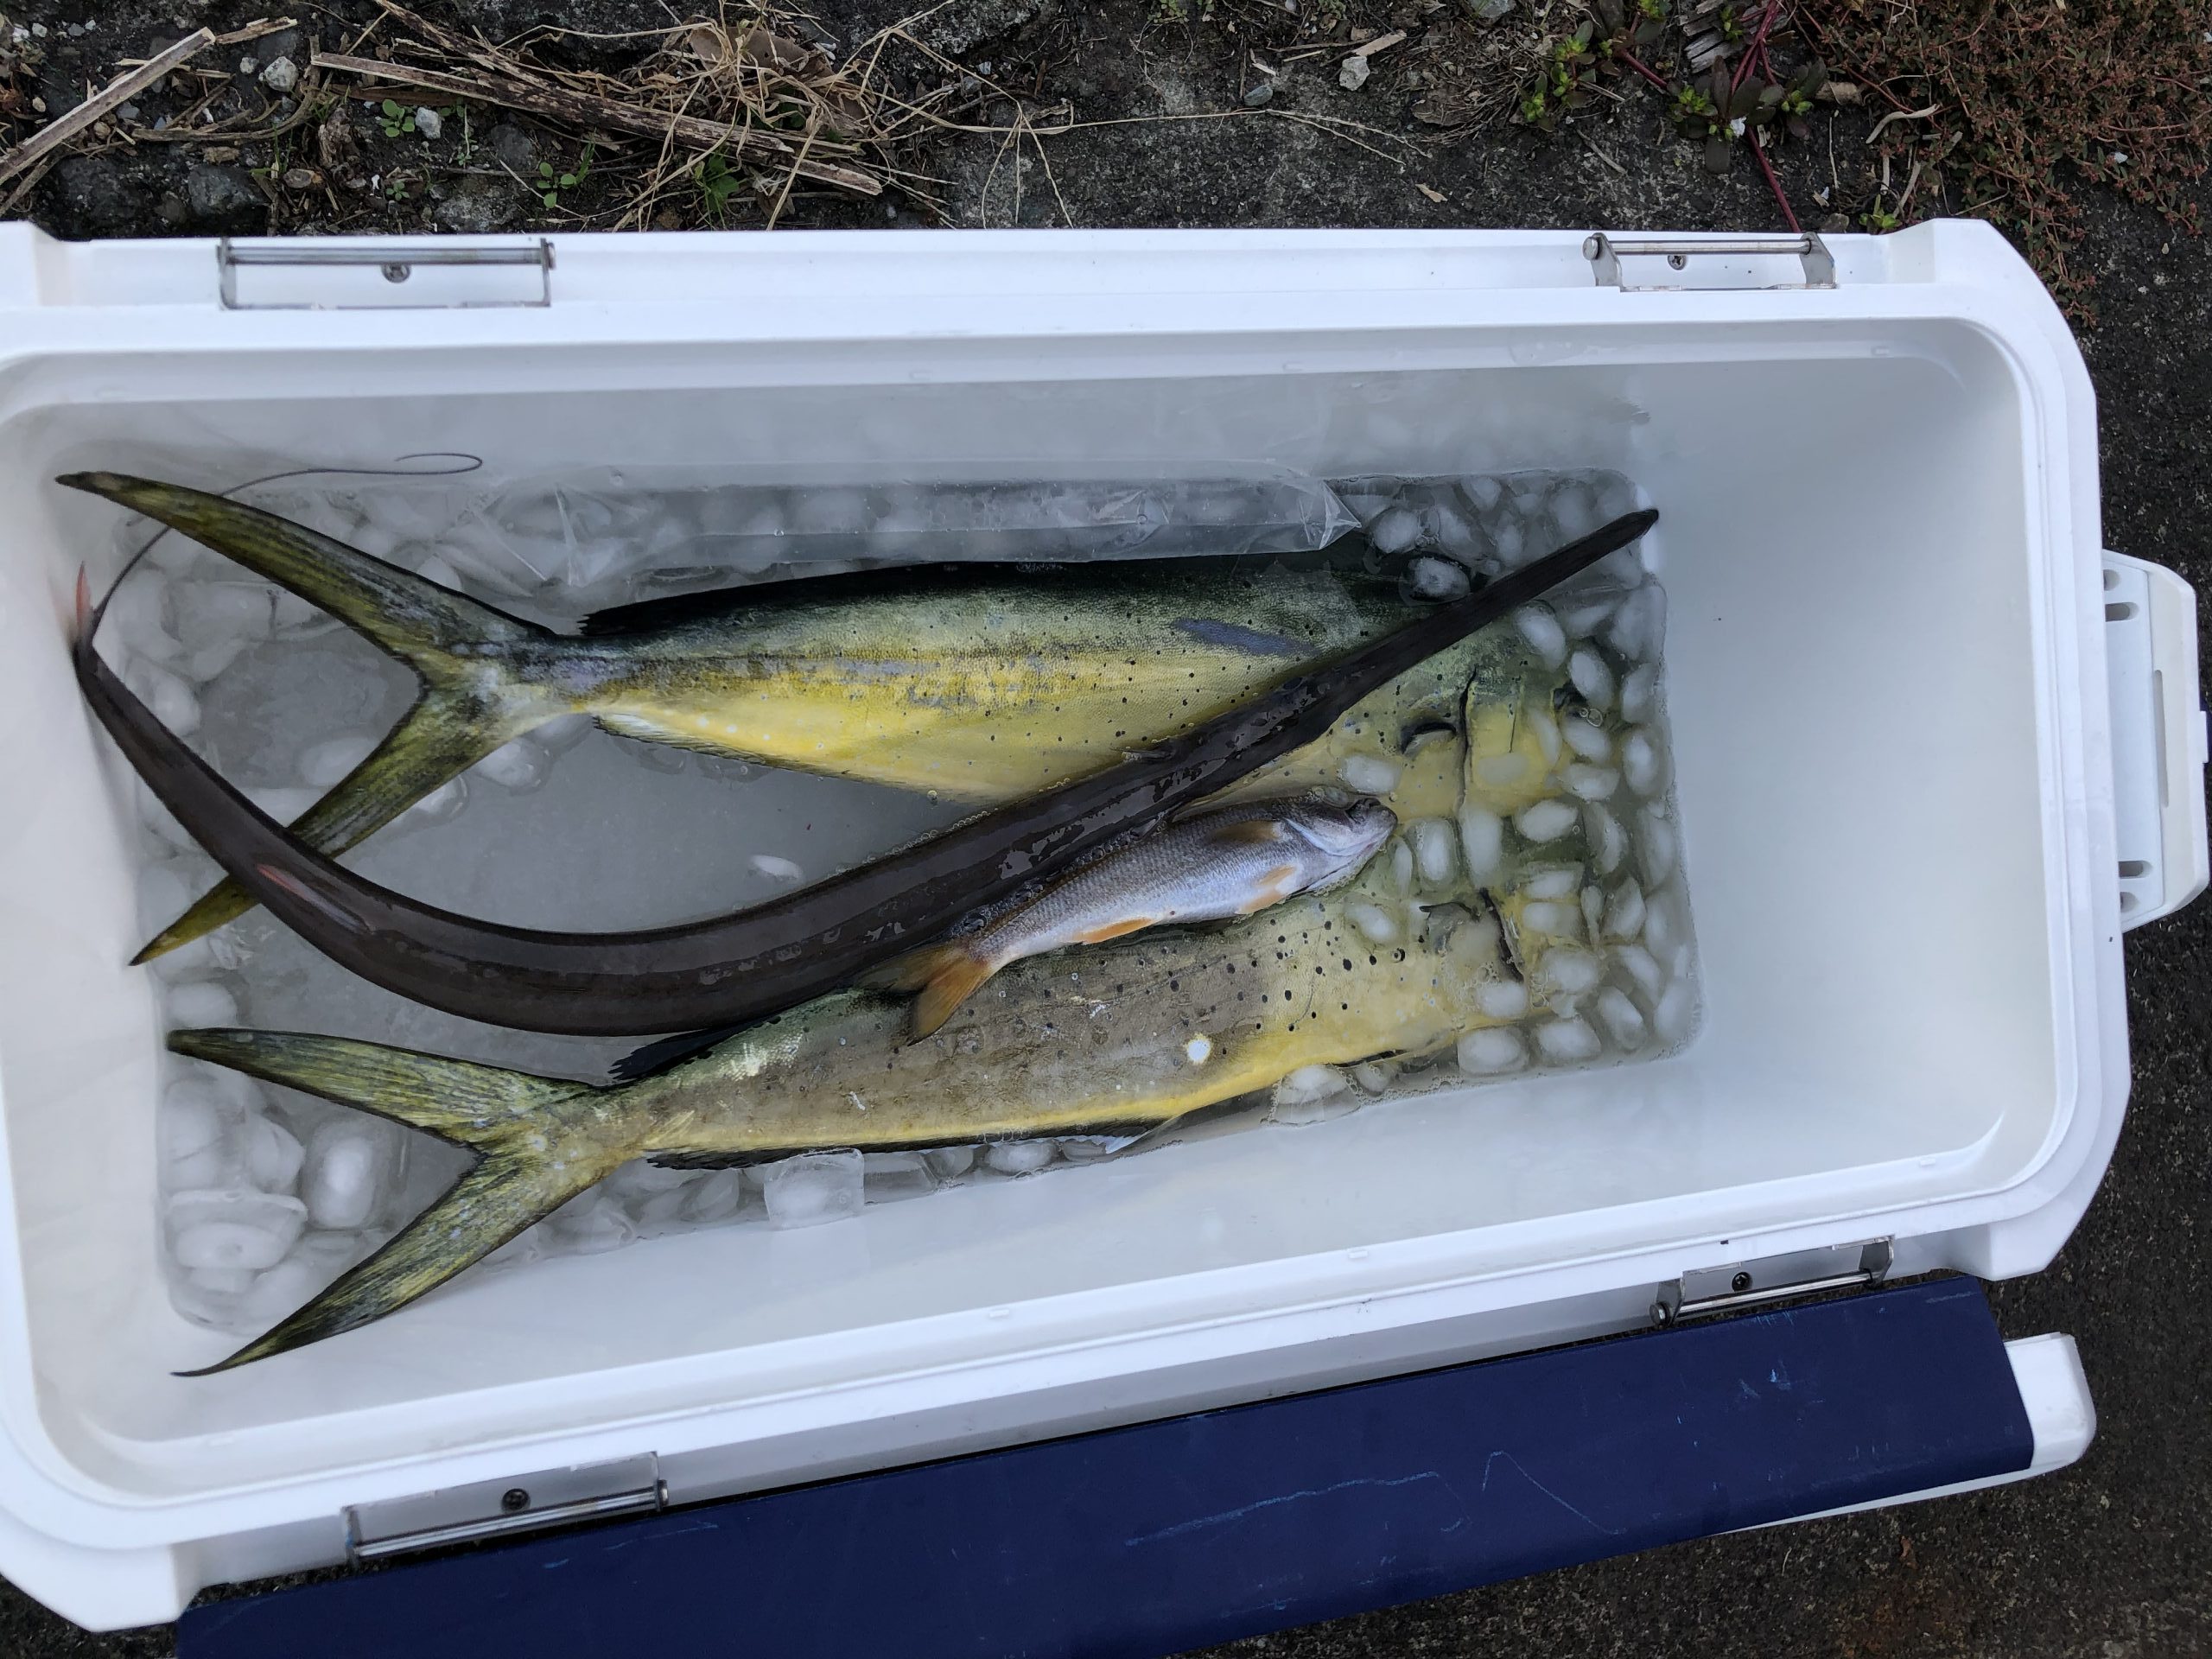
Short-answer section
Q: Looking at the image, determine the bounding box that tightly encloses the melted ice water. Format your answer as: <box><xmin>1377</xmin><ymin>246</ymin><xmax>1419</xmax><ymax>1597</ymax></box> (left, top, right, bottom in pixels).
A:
<box><xmin>105</xmin><ymin>468</ymin><xmax>1699</xmax><ymax>1335</ymax></box>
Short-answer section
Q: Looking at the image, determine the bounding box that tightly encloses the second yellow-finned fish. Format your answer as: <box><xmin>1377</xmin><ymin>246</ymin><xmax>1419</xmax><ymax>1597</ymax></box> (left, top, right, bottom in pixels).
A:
<box><xmin>871</xmin><ymin>794</ymin><xmax>1399</xmax><ymax>1037</ymax></box>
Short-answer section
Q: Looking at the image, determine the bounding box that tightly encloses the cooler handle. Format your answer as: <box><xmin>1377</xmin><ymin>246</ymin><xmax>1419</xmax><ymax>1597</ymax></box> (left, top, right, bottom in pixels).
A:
<box><xmin>2105</xmin><ymin>551</ymin><xmax>2209</xmax><ymax>928</ymax></box>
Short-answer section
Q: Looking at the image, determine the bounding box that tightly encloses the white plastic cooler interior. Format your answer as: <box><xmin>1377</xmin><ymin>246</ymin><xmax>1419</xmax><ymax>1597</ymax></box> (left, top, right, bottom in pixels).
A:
<box><xmin>0</xmin><ymin>223</ymin><xmax>2135</xmax><ymax>1618</ymax></box>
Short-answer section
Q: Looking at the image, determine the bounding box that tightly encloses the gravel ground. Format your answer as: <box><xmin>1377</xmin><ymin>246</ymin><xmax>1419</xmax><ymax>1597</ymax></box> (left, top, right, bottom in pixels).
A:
<box><xmin>1</xmin><ymin>1</ymin><xmax>2208</xmax><ymax>1654</ymax></box>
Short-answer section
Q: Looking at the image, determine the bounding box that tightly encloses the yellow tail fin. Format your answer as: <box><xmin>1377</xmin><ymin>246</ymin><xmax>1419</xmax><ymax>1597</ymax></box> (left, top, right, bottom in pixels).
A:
<box><xmin>862</xmin><ymin>942</ymin><xmax>997</xmax><ymax>1039</ymax></box>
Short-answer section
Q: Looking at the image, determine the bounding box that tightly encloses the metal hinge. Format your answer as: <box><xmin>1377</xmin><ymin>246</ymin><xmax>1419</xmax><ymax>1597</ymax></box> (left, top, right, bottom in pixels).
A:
<box><xmin>1650</xmin><ymin>1238</ymin><xmax>1893</xmax><ymax>1327</ymax></box>
<box><xmin>1583</xmin><ymin>232</ymin><xmax>1836</xmax><ymax>292</ymax></box>
<box><xmin>343</xmin><ymin>1452</ymin><xmax>666</xmax><ymax>1563</ymax></box>
<box><xmin>218</xmin><ymin>238</ymin><xmax>554</xmax><ymax>310</ymax></box>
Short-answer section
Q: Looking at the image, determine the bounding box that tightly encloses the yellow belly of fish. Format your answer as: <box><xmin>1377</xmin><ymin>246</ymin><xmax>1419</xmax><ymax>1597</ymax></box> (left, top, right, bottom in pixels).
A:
<box><xmin>592</xmin><ymin>652</ymin><xmax>1301</xmax><ymax>798</ymax></box>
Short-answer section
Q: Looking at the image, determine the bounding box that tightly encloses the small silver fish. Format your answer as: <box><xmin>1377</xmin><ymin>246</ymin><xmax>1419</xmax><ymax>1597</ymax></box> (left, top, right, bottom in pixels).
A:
<box><xmin>869</xmin><ymin>794</ymin><xmax>1398</xmax><ymax>1038</ymax></box>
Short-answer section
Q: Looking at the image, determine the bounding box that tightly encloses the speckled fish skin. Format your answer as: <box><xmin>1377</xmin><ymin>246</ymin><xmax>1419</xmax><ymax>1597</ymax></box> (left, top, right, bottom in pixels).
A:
<box><xmin>60</xmin><ymin>472</ymin><xmax>1510</xmax><ymax>960</ymax></box>
<box><xmin>875</xmin><ymin>793</ymin><xmax>1400</xmax><ymax>1037</ymax></box>
<box><xmin>167</xmin><ymin>881</ymin><xmax>1514</xmax><ymax>1371</ymax></box>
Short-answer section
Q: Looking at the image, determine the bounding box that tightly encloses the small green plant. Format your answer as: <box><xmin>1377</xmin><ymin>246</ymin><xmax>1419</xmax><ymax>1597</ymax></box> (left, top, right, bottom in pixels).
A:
<box><xmin>385</xmin><ymin>172</ymin><xmax>411</xmax><ymax>200</ymax></box>
<box><xmin>692</xmin><ymin>150</ymin><xmax>747</xmax><ymax>221</ymax></box>
<box><xmin>445</xmin><ymin>101</ymin><xmax>473</xmax><ymax>163</ymax></box>
<box><xmin>377</xmin><ymin>99</ymin><xmax>415</xmax><ymax>139</ymax></box>
<box><xmin>1150</xmin><ymin>0</ymin><xmax>1188</xmax><ymax>22</ymax></box>
<box><xmin>536</xmin><ymin>141</ymin><xmax>594</xmax><ymax>208</ymax></box>
<box><xmin>1516</xmin><ymin>21</ymin><xmax>1599</xmax><ymax>129</ymax></box>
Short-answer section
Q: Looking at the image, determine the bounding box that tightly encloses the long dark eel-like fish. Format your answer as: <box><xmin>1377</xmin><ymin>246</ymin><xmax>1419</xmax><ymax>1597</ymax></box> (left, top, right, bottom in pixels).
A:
<box><xmin>74</xmin><ymin>510</ymin><xmax>1656</xmax><ymax>1035</ymax></box>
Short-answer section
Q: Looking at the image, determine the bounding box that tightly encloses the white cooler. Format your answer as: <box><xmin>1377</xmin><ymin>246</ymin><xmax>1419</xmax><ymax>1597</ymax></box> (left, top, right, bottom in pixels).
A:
<box><xmin>0</xmin><ymin>219</ymin><xmax>2201</xmax><ymax>1632</ymax></box>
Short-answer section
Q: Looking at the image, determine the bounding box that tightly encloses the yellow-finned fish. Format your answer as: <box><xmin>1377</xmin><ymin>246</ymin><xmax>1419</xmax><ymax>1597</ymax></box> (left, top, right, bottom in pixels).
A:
<box><xmin>870</xmin><ymin>794</ymin><xmax>1398</xmax><ymax>1038</ymax></box>
<box><xmin>167</xmin><ymin>880</ymin><xmax>1522</xmax><ymax>1372</ymax></box>
<box><xmin>62</xmin><ymin>473</ymin><xmax>1516</xmax><ymax>962</ymax></box>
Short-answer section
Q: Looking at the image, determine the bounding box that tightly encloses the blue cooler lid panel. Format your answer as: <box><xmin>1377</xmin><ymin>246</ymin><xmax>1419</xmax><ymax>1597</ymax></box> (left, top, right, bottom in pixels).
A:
<box><xmin>181</xmin><ymin>1278</ymin><xmax>2035</xmax><ymax>1659</ymax></box>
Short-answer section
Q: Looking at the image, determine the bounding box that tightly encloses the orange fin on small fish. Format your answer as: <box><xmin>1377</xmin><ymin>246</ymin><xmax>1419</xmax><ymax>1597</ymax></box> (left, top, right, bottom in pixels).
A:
<box><xmin>1071</xmin><ymin>915</ymin><xmax>1156</xmax><ymax>944</ymax></box>
<box><xmin>1236</xmin><ymin>865</ymin><xmax>1302</xmax><ymax>913</ymax></box>
<box><xmin>863</xmin><ymin>943</ymin><xmax>997</xmax><ymax>1039</ymax></box>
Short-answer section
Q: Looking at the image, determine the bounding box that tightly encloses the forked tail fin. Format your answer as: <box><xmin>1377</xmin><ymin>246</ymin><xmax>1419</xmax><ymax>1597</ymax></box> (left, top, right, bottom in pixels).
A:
<box><xmin>168</xmin><ymin>1027</ymin><xmax>621</xmax><ymax>1373</ymax></box>
<box><xmin>60</xmin><ymin>474</ymin><xmax>561</xmax><ymax>959</ymax></box>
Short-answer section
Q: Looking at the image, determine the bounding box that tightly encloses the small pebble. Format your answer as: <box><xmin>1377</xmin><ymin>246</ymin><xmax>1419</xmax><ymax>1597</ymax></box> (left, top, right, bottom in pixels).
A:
<box><xmin>1242</xmin><ymin>81</ymin><xmax>1274</xmax><ymax>107</ymax></box>
<box><xmin>1338</xmin><ymin>53</ymin><xmax>1371</xmax><ymax>91</ymax></box>
<box><xmin>260</xmin><ymin>56</ymin><xmax>299</xmax><ymax>93</ymax></box>
<box><xmin>413</xmin><ymin>106</ymin><xmax>443</xmax><ymax>140</ymax></box>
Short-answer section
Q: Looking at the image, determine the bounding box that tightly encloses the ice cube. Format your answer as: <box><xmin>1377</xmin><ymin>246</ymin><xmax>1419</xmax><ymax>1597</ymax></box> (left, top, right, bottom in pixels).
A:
<box><xmin>1338</xmin><ymin>753</ymin><xmax>1402</xmax><ymax>796</ymax></box>
<box><xmin>1526</xmin><ymin>708</ymin><xmax>1561</xmax><ymax>767</ymax></box>
<box><xmin>1457</xmin><ymin>806</ymin><xmax>1504</xmax><ymax>880</ymax></box>
<box><xmin>245</xmin><ymin>1115</ymin><xmax>305</xmax><ymax>1193</ymax></box>
<box><xmin>168</xmin><ymin>1189</ymin><xmax>307</xmax><ymax>1271</ymax></box>
<box><xmin>764</xmin><ymin>1149</ymin><xmax>866</xmax><ymax>1223</ymax></box>
<box><xmin>188</xmin><ymin>1267</ymin><xmax>256</xmax><ymax>1296</ymax></box>
<box><xmin>238</xmin><ymin>1230</ymin><xmax>366</xmax><ymax>1325</ymax></box>
<box><xmin>984</xmin><ymin>1141</ymin><xmax>1057</xmax><ymax>1177</ymax></box>
<box><xmin>1563</xmin><ymin>763</ymin><xmax>1619</xmax><ymax>802</ymax></box>
<box><xmin>547</xmin><ymin>1196</ymin><xmax>636</xmax><ymax>1255</ymax></box>
<box><xmin>1367</xmin><ymin>505</ymin><xmax>1422</xmax><ymax>554</ymax></box>
<box><xmin>924</xmin><ymin>1146</ymin><xmax>977</xmax><ymax>1179</ymax></box>
<box><xmin>1351</xmin><ymin>1061</ymin><xmax>1396</xmax><ymax>1094</ymax></box>
<box><xmin>1581</xmin><ymin>885</ymin><xmax>1605</xmax><ymax>940</ymax></box>
<box><xmin>1522</xmin><ymin>868</ymin><xmax>1580</xmax><ymax>901</ymax></box>
<box><xmin>534</xmin><ymin>712</ymin><xmax>594</xmax><ymax>753</ymax></box>
<box><xmin>160</xmin><ymin>1080</ymin><xmax>241</xmax><ymax>1191</ymax></box>
<box><xmin>300</xmin><ymin>733</ymin><xmax>377</xmax><ymax>788</ymax></box>
<box><xmin>1273</xmin><ymin>1064</ymin><xmax>1348</xmax><ymax>1106</ymax></box>
<box><xmin>1519</xmin><ymin>899</ymin><xmax>1577</xmax><ymax>938</ymax></box>
<box><xmin>166</xmin><ymin>981</ymin><xmax>239</xmax><ymax>1029</ymax></box>
<box><xmin>416</xmin><ymin>554</ymin><xmax>463</xmax><ymax>591</ymax></box>
<box><xmin>1620</xmin><ymin>663</ymin><xmax>1659</xmax><ymax>723</ymax></box>
<box><xmin>1407</xmin><ymin>556</ymin><xmax>1468</xmax><ymax>601</ymax></box>
<box><xmin>1639</xmin><ymin>807</ymin><xmax>1677</xmax><ymax>887</ymax></box>
<box><xmin>1654</xmin><ymin>980</ymin><xmax>1697</xmax><ymax>1044</ymax></box>
<box><xmin>1605</xmin><ymin>583</ymin><xmax>1666</xmax><ymax>661</ymax></box>
<box><xmin>1622</xmin><ymin>730</ymin><xmax>1665</xmax><ymax>797</ymax></box>
<box><xmin>246</xmin><ymin>785</ymin><xmax>319</xmax><ymax>823</ymax></box>
<box><xmin>1560</xmin><ymin>717</ymin><xmax>1611</xmax><ymax>762</ymax></box>
<box><xmin>270</xmin><ymin>588</ymin><xmax>325</xmax><ymax>633</ymax></box>
<box><xmin>749</xmin><ymin>854</ymin><xmax>805</xmax><ymax>886</ymax></box>
<box><xmin>1596</xmin><ymin>987</ymin><xmax>1648</xmax><ymax>1048</ymax></box>
<box><xmin>1474</xmin><ymin>978</ymin><xmax>1529</xmax><ymax>1020</ymax></box>
<box><xmin>864</xmin><ymin>1151</ymin><xmax>938</xmax><ymax>1203</ymax></box>
<box><xmin>1535</xmin><ymin>1016</ymin><xmax>1602</xmax><ymax>1064</ymax></box>
<box><xmin>1539</xmin><ymin>946</ymin><xmax>1604</xmax><ymax>996</ymax></box>
<box><xmin>1389</xmin><ymin>839</ymin><xmax>1415</xmax><ymax>895</ymax></box>
<box><xmin>1567</xmin><ymin>648</ymin><xmax>1615</xmax><ymax>712</ymax></box>
<box><xmin>1465</xmin><ymin>475</ymin><xmax>1505</xmax><ymax>512</ymax></box>
<box><xmin>1604</xmin><ymin>879</ymin><xmax>1647</xmax><ymax>943</ymax></box>
<box><xmin>603</xmin><ymin>1158</ymin><xmax>695</xmax><ymax>1202</ymax></box>
<box><xmin>186</xmin><ymin>636</ymin><xmax>251</xmax><ymax>683</ymax></box>
<box><xmin>102</xmin><ymin>576</ymin><xmax>181</xmax><ymax>664</ymax></box>
<box><xmin>680</xmin><ymin>1170</ymin><xmax>747</xmax><ymax>1225</ymax></box>
<box><xmin>1615</xmin><ymin>942</ymin><xmax>1667</xmax><ymax>1001</ymax></box>
<box><xmin>407</xmin><ymin>775</ymin><xmax>467</xmax><ymax>823</ymax></box>
<box><xmin>1458</xmin><ymin>1027</ymin><xmax>1527</xmax><ymax>1075</ymax></box>
<box><xmin>1514</xmin><ymin>798</ymin><xmax>1579</xmax><ymax>842</ymax></box>
<box><xmin>473</xmin><ymin>736</ymin><xmax>550</xmax><ymax>794</ymax></box>
<box><xmin>1491</xmin><ymin>518</ymin><xmax>1525</xmax><ymax>568</ymax></box>
<box><xmin>124</xmin><ymin>658</ymin><xmax>200</xmax><ymax>737</ymax></box>
<box><xmin>1548</xmin><ymin>483</ymin><xmax>1596</xmax><ymax>542</ymax></box>
<box><xmin>349</xmin><ymin>523</ymin><xmax>402</xmax><ymax>561</ymax></box>
<box><xmin>302</xmin><ymin>1120</ymin><xmax>398</xmax><ymax>1230</ymax></box>
<box><xmin>1514</xmin><ymin>605</ymin><xmax>1567</xmax><ymax>667</ymax></box>
<box><xmin>171</xmin><ymin>582</ymin><xmax>275</xmax><ymax>653</ymax></box>
<box><xmin>1584</xmin><ymin>804</ymin><xmax>1627</xmax><ymax>877</ymax></box>
<box><xmin>1560</xmin><ymin>594</ymin><xmax>1618</xmax><ymax>639</ymax></box>
<box><xmin>1411</xmin><ymin>817</ymin><xmax>1456</xmax><ymax>884</ymax></box>
<box><xmin>1347</xmin><ymin>902</ymin><xmax>1401</xmax><ymax>945</ymax></box>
